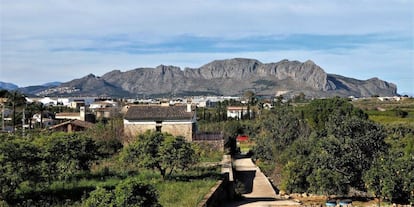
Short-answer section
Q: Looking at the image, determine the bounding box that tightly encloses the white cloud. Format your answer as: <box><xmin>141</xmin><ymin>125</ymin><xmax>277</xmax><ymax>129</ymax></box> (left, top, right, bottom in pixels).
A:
<box><xmin>2</xmin><ymin>0</ymin><xmax>412</xmax><ymax>37</ymax></box>
<box><xmin>1</xmin><ymin>0</ymin><xmax>413</xmax><ymax>93</ymax></box>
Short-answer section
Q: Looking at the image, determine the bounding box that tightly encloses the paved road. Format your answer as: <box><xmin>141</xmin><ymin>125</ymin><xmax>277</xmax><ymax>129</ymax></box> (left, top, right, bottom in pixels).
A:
<box><xmin>224</xmin><ymin>158</ymin><xmax>300</xmax><ymax>207</ymax></box>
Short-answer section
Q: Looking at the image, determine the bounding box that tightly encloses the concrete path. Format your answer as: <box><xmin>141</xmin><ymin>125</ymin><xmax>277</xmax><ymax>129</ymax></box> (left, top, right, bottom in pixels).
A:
<box><xmin>225</xmin><ymin>158</ymin><xmax>300</xmax><ymax>207</ymax></box>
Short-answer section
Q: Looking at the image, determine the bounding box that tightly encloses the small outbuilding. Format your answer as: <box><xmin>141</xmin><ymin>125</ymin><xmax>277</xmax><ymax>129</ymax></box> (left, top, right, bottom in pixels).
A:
<box><xmin>123</xmin><ymin>104</ymin><xmax>196</xmax><ymax>141</ymax></box>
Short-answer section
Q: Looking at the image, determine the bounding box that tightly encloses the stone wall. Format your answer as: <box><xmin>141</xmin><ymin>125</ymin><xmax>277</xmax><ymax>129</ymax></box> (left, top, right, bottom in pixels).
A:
<box><xmin>161</xmin><ymin>123</ymin><xmax>193</xmax><ymax>141</ymax></box>
<box><xmin>193</xmin><ymin>140</ymin><xmax>224</xmax><ymax>152</ymax></box>
<box><xmin>123</xmin><ymin>123</ymin><xmax>155</xmax><ymax>139</ymax></box>
<box><xmin>124</xmin><ymin>121</ymin><xmax>193</xmax><ymax>141</ymax></box>
<box><xmin>198</xmin><ymin>155</ymin><xmax>234</xmax><ymax>207</ymax></box>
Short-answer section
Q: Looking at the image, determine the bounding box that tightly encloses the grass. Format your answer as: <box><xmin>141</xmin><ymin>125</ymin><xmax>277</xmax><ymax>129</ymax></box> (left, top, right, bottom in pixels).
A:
<box><xmin>14</xmin><ymin>165</ymin><xmax>220</xmax><ymax>206</ymax></box>
<box><xmin>352</xmin><ymin>98</ymin><xmax>414</xmax><ymax>128</ymax></box>
<box><xmin>238</xmin><ymin>141</ymin><xmax>255</xmax><ymax>154</ymax></box>
<box><xmin>156</xmin><ymin>179</ymin><xmax>217</xmax><ymax>207</ymax></box>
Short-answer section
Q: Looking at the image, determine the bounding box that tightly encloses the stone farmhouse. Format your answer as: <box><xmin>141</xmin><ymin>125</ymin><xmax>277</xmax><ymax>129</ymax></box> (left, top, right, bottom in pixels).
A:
<box><xmin>123</xmin><ymin>104</ymin><xmax>196</xmax><ymax>141</ymax></box>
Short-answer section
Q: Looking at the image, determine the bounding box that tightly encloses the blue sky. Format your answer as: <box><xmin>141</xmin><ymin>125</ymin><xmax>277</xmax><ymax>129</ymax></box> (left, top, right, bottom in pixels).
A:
<box><xmin>1</xmin><ymin>0</ymin><xmax>413</xmax><ymax>94</ymax></box>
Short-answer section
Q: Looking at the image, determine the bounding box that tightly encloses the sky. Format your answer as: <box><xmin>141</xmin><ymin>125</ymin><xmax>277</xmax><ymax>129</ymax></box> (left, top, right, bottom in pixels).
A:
<box><xmin>1</xmin><ymin>0</ymin><xmax>413</xmax><ymax>94</ymax></box>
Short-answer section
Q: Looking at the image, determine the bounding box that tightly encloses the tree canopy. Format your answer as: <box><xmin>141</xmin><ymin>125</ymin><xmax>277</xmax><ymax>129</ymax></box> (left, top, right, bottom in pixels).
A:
<box><xmin>121</xmin><ymin>131</ymin><xmax>198</xmax><ymax>179</ymax></box>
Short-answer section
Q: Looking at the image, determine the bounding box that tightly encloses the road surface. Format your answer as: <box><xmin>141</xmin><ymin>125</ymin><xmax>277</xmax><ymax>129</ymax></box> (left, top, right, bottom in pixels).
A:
<box><xmin>224</xmin><ymin>158</ymin><xmax>300</xmax><ymax>207</ymax></box>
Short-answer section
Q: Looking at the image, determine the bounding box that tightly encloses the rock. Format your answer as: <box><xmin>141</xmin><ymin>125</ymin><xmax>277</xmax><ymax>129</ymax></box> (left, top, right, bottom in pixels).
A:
<box><xmin>283</xmin><ymin>195</ymin><xmax>291</xmax><ymax>199</ymax></box>
<box><xmin>35</xmin><ymin>58</ymin><xmax>398</xmax><ymax>97</ymax></box>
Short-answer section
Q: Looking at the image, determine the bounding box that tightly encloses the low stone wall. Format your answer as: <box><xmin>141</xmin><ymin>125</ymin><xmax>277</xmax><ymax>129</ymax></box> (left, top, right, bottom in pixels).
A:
<box><xmin>198</xmin><ymin>155</ymin><xmax>234</xmax><ymax>207</ymax></box>
<box><xmin>193</xmin><ymin>139</ymin><xmax>225</xmax><ymax>152</ymax></box>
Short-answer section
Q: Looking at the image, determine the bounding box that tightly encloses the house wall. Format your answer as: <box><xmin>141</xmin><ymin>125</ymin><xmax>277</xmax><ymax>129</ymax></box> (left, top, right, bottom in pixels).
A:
<box><xmin>162</xmin><ymin>122</ymin><xmax>193</xmax><ymax>141</ymax></box>
<box><xmin>124</xmin><ymin>120</ymin><xmax>194</xmax><ymax>141</ymax></box>
<box><xmin>124</xmin><ymin>121</ymin><xmax>156</xmax><ymax>139</ymax></box>
<box><xmin>227</xmin><ymin>110</ymin><xmax>250</xmax><ymax>119</ymax></box>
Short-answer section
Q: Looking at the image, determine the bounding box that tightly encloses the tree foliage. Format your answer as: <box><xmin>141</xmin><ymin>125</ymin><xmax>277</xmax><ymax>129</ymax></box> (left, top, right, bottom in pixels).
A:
<box><xmin>36</xmin><ymin>133</ymin><xmax>100</xmax><ymax>181</ymax></box>
<box><xmin>82</xmin><ymin>179</ymin><xmax>160</xmax><ymax>207</ymax></box>
<box><xmin>305</xmin><ymin>97</ymin><xmax>367</xmax><ymax>135</ymax></box>
<box><xmin>114</xmin><ymin>178</ymin><xmax>160</xmax><ymax>207</ymax></box>
<box><xmin>121</xmin><ymin>131</ymin><xmax>198</xmax><ymax>178</ymax></box>
<box><xmin>364</xmin><ymin>132</ymin><xmax>414</xmax><ymax>204</ymax></box>
<box><xmin>0</xmin><ymin>132</ymin><xmax>101</xmax><ymax>203</ymax></box>
<box><xmin>0</xmin><ymin>138</ymin><xmax>42</xmax><ymax>201</ymax></box>
<box><xmin>253</xmin><ymin>104</ymin><xmax>309</xmax><ymax>162</ymax></box>
<box><xmin>5</xmin><ymin>91</ymin><xmax>27</xmax><ymax>131</ymax></box>
<box><xmin>82</xmin><ymin>186</ymin><xmax>115</xmax><ymax>207</ymax></box>
<box><xmin>251</xmin><ymin>98</ymin><xmax>396</xmax><ymax>197</ymax></box>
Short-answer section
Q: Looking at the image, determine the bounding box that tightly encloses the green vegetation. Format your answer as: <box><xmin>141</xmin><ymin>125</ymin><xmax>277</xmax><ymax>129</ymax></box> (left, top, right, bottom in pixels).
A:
<box><xmin>197</xmin><ymin>96</ymin><xmax>413</xmax><ymax>204</ymax></box>
<box><xmin>120</xmin><ymin>131</ymin><xmax>198</xmax><ymax>179</ymax></box>
<box><xmin>0</xmin><ymin>129</ymin><xmax>221</xmax><ymax>206</ymax></box>
<box><xmin>2</xmin><ymin>89</ymin><xmax>413</xmax><ymax>205</ymax></box>
<box><xmin>249</xmin><ymin>97</ymin><xmax>414</xmax><ymax>204</ymax></box>
<box><xmin>352</xmin><ymin>97</ymin><xmax>414</xmax><ymax>128</ymax></box>
<box><xmin>156</xmin><ymin>179</ymin><xmax>217</xmax><ymax>207</ymax></box>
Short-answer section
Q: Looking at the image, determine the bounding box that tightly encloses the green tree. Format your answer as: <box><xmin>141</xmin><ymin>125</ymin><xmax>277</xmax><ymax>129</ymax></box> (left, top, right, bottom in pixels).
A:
<box><xmin>159</xmin><ymin>135</ymin><xmax>198</xmax><ymax>175</ymax></box>
<box><xmin>121</xmin><ymin>131</ymin><xmax>198</xmax><ymax>178</ymax></box>
<box><xmin>36</xmin><ymin>133</ymin><xmax>99</xmax><ymax>181</ymax></box>
<box><xmin>86</xmin><ymin>121</ymin><xmax>123</xmax><ymax>158</ymax></box>
<box><xmin>6</xmin><ymin>91</ymin><xmax>26</xmax><ymax>131</ymax></box>
<box><xmin>282</xmin><ymin>117</ymin><xmax>387</xmax><ymax>194</ymax></box>
<box><xmin>280</xmin><ymin>98</ymin><xmax>387</xmax><ymax>195</ymax></box>
<box><xmin>280</xmin><ymin>137</ymin><xmax>313</xmax><ymax>193</ymax></box>
<box><xmin>252</xmin><ymin>135</ymin><xmax>275</xmax><ymax>162</ymax></box>
<box><xmin>34</xmin><ymin>102</ymin><xmax>48</xmax><ymax>129</ymax></box>
<box><xmin>114</xmin><ymin>178</ymin><xmax>160</xmax><ymax>207</ymax></box>
<box><xmin>364</xmin><ymin>132</ymin><xmax>414</xmax><ymax>204</ymax></box>
<box><xmin>82</xmin><ymin>187</ymin><xmax>114</xmax><ymax>207</ymax></box>
<box><xmin>255</xmin><ymin>105</ymin><xmax>308</xmax><ymax>153</ymax></box>
<box><xmin>307</xmin><ymin>167</ymin><xmax>347</xmax><ymax>195</ymax></box>
<box><xmin>322</xmin><ymin>117</ymin><xmax>388</xmax><ymax>190</ymax></box>
<box><xmin>0</xmin><ymin>138</ymin><xmax>42</xmax><ymax>201</ymax></box>
<box><xmin>83</xmin><ymin>180</ymin><xmax>160</xmax><ymax>207</ymax></box>
<box><xmin>305</xmin><ymin>97</ymin><xmax>367</xmax><ymax>135</ymax></box>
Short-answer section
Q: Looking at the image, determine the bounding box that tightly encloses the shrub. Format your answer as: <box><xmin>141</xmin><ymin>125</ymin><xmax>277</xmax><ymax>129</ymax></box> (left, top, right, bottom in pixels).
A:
<box><xmin>114</xmin><ymin>178</ymin><xmax>160</xmax><ymax>207</ymax></box>
<box><xmin>82</xmin><ymin>186</ymin><xmax>114</xmax><ymax>207</ymax></box>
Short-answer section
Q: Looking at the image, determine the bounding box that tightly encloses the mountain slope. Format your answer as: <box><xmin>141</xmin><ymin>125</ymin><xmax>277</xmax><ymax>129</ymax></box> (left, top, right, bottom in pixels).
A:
<box><xmin>0</xmin><ymin>81</ymin><xmax>19</xmax><ymax>90</ymax></box>
<box><xmin>34</xmin><ymin>58</ymin><xmax>397</xmax><ymax>97</ymax></box>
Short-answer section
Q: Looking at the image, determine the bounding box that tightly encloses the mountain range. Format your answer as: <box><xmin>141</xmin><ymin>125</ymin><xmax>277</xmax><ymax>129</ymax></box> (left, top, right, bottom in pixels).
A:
<box><xmin>5</xmin><ymin>58</ymin><xmax>398</xmax><ymax>98</ymax></box>
<box><xmin>0</xmin><ymin>82</ymin><xmax>19</xmax><ymax>91</ymax></box>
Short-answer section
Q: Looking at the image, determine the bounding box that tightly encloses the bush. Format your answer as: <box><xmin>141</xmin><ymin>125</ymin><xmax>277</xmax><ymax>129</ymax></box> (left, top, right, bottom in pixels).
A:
<box><xmin>395</xmin><ymin>109</ymin><xmax>409</xmax><ymax>118</ymax></box>
<box><xmin>82</xmin><ymin>178</ymin><xmax>160</xmax><ymax>207</ymax></box>
<box><xmin>114</xmin><ymin>178</ymin><xmax>160</xmax><ymax>207</ymax></box>
<box><xmin>82</xmin><ymin>186</ymin><xmax>114</xmax><ymax>207</ymax></box>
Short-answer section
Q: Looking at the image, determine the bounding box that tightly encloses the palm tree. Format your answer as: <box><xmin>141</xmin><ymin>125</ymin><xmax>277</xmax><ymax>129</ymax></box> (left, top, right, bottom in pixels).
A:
<box><xmin>6</xmin><ymin>91</ymin><xmax>26</xmax><ymax>132</ymax></box>
<box><xmin>25</xmin><ymin>102</ymin><xmax>38</xmax><ymax>130</ymax></box>
<box><xmin>34</xmin><ymin>102</ymin><xmax>47</xmax><ymax>129</ymax></box>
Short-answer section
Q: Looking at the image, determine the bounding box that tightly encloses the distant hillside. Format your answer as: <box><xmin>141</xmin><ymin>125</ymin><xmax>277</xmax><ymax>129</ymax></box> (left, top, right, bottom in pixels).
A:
<box><xmin>42</xmin><ymin>82</ymin><xmax>62</xmax><ymax>87</ymax></box>
<box><xmin>0</xmin><ymin>81</ymin><xmax>19</xmax><ymax>90</ymax></box>
<box><xmin>17</xmin><ymin>82</ymin><xmax>62</xmax><ymax>96</ymax></box>
<box><xmin>32</xmin><ymin>58</ymin><xmax>397</xmax><ymax>98</ymax></box>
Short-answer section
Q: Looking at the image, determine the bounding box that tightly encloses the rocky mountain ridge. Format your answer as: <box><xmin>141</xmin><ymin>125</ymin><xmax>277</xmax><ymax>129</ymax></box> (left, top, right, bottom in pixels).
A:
<box><xmin>34</xmin><ymin>58</ymin><xmax>397</xmax><ymax>98</ymax></box>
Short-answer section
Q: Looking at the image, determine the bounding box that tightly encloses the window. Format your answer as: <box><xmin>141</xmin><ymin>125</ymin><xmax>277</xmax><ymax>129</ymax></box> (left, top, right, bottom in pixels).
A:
<box><xmin>156</xmin><ymin>121</ymin><xmax>162</xmax><ymax>132</ymax></box>
<box><xmin>156</xmin><ymin>125</ymin><xmax>162</xmax><ymax>132</ymax></box>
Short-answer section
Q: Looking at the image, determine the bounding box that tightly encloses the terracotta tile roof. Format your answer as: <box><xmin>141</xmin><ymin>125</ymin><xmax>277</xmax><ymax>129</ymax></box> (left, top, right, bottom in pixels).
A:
<box><xmin>49</xmin><ymin>120</ymin><xmax>94</xmax><ymax>130</ymax></box>
<box><xmin>55</xmin><ymin>112</ymin><xmax>80</xmax><ymax>117</ymax></box>
<box><xmin>124</xmin><ymin>105</ymin><xmax>194</xmax><ymax>121</ymax></box>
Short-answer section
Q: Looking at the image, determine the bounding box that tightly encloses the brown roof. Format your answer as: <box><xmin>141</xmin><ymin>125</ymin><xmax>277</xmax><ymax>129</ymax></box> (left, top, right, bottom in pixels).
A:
<box><xmin>49</xmin><ymin>120</ymin><xmax>94</xmax><ymax>130</ymax></box>
<box><xmin>55</xmin><ymin>112</ymin><xmax>80</xmax><ymax>117</ymax></box>
<box><xmin>124</xmin><ymin>105</ymin><xmax>194</xmax><ymax>121</ymax></box>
